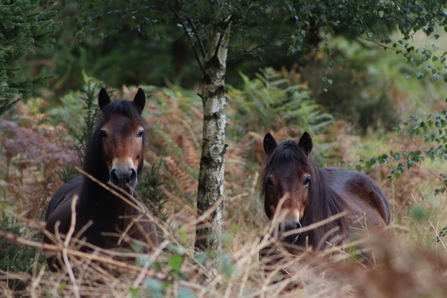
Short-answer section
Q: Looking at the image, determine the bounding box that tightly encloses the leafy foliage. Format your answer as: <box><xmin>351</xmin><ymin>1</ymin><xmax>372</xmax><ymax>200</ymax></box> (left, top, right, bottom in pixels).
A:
<box><xmin>1</xmin><ymin>79</ymin><xmax>447</xmax><ymax>296</ymax></box>
<box><xmin>0</xmin><ymin>97</ymin><xmax>77</xmax><ymax>218</ymax></box>
<box><xmin>72</xmin><ymin>79</ymin><xmax>102</xmax><ymax>162</ymax></box>
<box><xmin>139</xmin><ymin>155</ymin><xmax>169</xmax><ymax>222</ymax></box>
<box><xmin>356</xmin><ymin>108</ymin><xmax>447</xmax><ymax>194</ymax></box>
<box><xmin>0</xmin><ymin>0</ymin><xmax>58</xmax><ymax>115</ymax></box>
<box><xmin>228</xmin><ymin>68</ymin><xmax>334</xmax><ymax>141</ymax></box>
<box><xmin>54</xmin><ymin>78</ymin><xmax>102</xmax><ymax>182</ymax></box>
<box><xmin>31</xmin><ymin>0</ymin><xmax>426</xmax><ymax>93</ymax></box>
<box><xmin>3</xmin><ymin>0</ymin><xmax>447</xmax><ymax>295</ymax></box>
<box><xmin>0</xmin><ymin>213</ymin><xmax>43</xmax><ymax>290</ymax></box>
<box><xmin>301</xmin><ymin>49</ymin><xmax>401</xmax><ymax>133</ymax></box>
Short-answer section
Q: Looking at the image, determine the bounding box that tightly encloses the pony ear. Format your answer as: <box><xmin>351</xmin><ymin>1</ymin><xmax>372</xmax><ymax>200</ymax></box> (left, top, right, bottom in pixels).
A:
<box><xmin>133</xmin><ymin>88</ymin><xmax>146</xmax><ymax>114</ymax></box>
<box><xmin>263</xmin><ymin>133</ymin><xmax>277</xmax><ymax>155</ymax></box>
<box><xmin>98</xmin><ymin>88</ymin><xmax>111</xmax><ymax>111</ymax></box>
<box><xmin>298</xmin><ymin>132</ymin><xmax>313</xmax><ymax>156</ymax></box>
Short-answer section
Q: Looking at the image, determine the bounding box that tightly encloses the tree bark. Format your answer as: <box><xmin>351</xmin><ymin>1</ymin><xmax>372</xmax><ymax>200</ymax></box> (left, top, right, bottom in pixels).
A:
<box><xmin>195</xmin><ymin>18</ymin><xmax>231</xmax><ymax>253</ymax></box>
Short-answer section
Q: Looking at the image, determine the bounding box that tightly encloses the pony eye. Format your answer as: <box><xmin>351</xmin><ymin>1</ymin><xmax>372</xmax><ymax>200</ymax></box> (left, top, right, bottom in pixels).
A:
<box><xmin>267</xmin><ymin>176</ymin><xmax>274</xmax><ymax>188</ymax></box>
<box><xmin>303</xmin><ymin>175</ymin><xmax>311</xmax><ymax>188</ymax></box>
<box><xmin>137</xmin><ymin>129</ymin><xmax>145</xmax><ymax>139</ymax></box>
<box><xmin>100</xmin><ymin>129</ymin><xmax>108</xmax><ymax>139</ymax></box>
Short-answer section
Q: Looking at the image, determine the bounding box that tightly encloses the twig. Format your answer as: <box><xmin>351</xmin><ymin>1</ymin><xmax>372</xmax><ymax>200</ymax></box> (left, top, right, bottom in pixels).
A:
<box><xmin>228</xmin><ymin>35</ymin><xmax>287</xmax><ymax>69</ymax></box>
<box><xmin>30</xmin><ymin>267</ymin><xmax>45</xmax><ymax>298</ymax></box>
<box><xmin>187</xmin><ymin>16</ymin><xmax>206</xmax><ymax>58</ymax></box>
<box><xmin>281</xmin><ymin>211</ymin><xmax>349</xmax><ymax>238</ymax></box>
<box><xmin>357</xmin><ymin>35</ymin><xmax>398</xmax><ymax>51</ymax></box>
<box><xmin>63</xmin><ymin>194</ymin><xmax>80</xmax><ymax>298</ymax></box>
<box><xmin>168</xmin><ymin>3</ymin><xmax>206</xmax><ymax>75</ymax></box>
<box><xmin>0</xmin><ymin>230</ymin><xmax>143</xmax><ymax>272</ymax></box>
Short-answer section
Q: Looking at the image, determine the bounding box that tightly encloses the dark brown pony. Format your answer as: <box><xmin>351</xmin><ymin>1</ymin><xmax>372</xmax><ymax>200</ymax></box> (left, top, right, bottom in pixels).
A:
<box><xmin>44</xmin><ymin>88</ymin><xmax>158</xmax><ymax>271</ymax></box>
<box><xmin>261</xmin><ymin>132</ymin><xmax>390</xmax><ymax>257</ymax></box>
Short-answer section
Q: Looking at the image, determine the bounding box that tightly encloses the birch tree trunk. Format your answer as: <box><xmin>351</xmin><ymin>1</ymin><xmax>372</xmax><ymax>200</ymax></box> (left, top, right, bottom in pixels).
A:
<box><xmin>194</xmin><ymin>18</ymin><xmax>231</xmax><ymax>253</ymax></box>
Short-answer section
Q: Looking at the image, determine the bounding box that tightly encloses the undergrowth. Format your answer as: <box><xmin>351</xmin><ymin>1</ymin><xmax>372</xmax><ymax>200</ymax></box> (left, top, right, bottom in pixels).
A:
<box><xmin>0</xmin><ymin>213</ymin><xmax>44</xmax><ymax>292</ymax></box>
<box><xmin>1</xmin><ymin>68</ymin><xmax>447</xmax><ymax>296</ymax></box>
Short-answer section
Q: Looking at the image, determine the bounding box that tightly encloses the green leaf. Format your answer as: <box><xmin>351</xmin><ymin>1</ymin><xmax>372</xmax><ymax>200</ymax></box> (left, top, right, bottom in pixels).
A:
<box><xmin>392</xmin><ymin>152</ymin><xmax>401</xmax><ymax>160</ymax></box>
<box><xmin>129</xmin><ymin>287</ymin><xmax>139</xmax><ymax>298</ymax></box>
<box><xmin>406</xmin><ymin>160</ymin><xmax>415</xmax><ymax>169</ymax></box>
<box><xmin>168</xmin><ymin>255</ymin><xmax>183</xmax><ymax>273</ymax></box>
<box><xmin>379</xmin><ymin>154</ymin><xmax>389</xmax><ymax>163</ymax></box>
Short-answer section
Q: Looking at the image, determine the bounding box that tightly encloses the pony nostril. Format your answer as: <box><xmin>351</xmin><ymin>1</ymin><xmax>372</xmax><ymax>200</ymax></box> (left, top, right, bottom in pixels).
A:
<box><xmin>110</xmin><ymin>168</ymin><xmax>137</xmax><ymax>189</ymax></box>
<box><xmin>129</xmin><ymin>168</ymin><xmax>137</xmax><ymax>183</ymax></box>
<box><xmin>283</xmin><ymin>220</ymin><xmax>301</xmax><ymax>233</ymax></box>
<box><xmin>281</xmin><ymin>220</ymin><xmax>301</xmax><ymax>244</ymax></box>
<box><xmin>110</xmin><ymin>169</ymin><xmax>119</xmax><ymax>184</ymax></box>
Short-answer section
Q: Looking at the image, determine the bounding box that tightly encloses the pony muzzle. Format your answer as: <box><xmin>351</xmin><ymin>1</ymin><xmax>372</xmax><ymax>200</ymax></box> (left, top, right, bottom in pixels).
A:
<box><xmin>281</xmin><ymin>219</ymin><xmax>302</xmax><ymax>244</ymax></box>
<box><xmin>110</xmin><ymin>167</ymin><xmax>138</xmax><ymax>191</ymax></box>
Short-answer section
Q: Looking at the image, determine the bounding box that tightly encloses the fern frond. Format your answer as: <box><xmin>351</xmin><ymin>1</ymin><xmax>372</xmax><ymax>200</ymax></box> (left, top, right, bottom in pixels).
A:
<box><xmin>182</xmin><ymin>136</ymin><xmax>200</xmax><ymax>169</ymax></box>
<box><xmin>163</xmin><ymin>156</ymin><xmax>197</xmax><ymax>196</ymax></box>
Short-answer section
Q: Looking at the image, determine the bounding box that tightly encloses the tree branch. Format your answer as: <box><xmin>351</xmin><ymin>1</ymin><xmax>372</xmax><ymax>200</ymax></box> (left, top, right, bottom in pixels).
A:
<box><xmin>168</xmin><ymin>3</ymin><xmax>206</xmax><ymax>75</ymax></box>
<box><xmin>187</xmin><ymin>17</ymin><xmax>206</xmax><ymax>58</ymax></box>
<box><xmin>212</xmin><ymin>14</ymin><xmax>233</xmax><ymax>60</ymax></box>
<box><xmin>227</xmin><ymin>34</ymin><xmax>287</xmax><ymax>69</ymax></box>
<box><xmin>356</xmin><ymin>36</ymin><xmax>397</xmax><ymax>51</ymax></box>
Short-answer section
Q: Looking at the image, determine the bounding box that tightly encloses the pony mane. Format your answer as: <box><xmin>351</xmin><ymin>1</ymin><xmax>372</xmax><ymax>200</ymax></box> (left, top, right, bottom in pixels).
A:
<box><xmin>262</xmin><ymin>139</ymin><xmax>350</xmax><ymax>248</ymax></box>
<box><xmin>302</xmin><ymin>157</ymin><xmax>350</xmax><ymax>247</ymax></box>
<box><xmin>266</xmin><ymin>140</ymin><xmax>308</xmax><ymax>167</ymax></box>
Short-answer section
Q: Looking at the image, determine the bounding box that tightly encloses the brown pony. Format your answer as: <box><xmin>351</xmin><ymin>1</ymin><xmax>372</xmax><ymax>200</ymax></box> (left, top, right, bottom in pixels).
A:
<box><xmin>261</xmin><ymin>132</ymin><xmax>390</xmax><ymax>258</ymax></box>
<box><xmin>44</xmin><ymin>88</ymin><xmax>158</xmax><ymax>271</ymax></box>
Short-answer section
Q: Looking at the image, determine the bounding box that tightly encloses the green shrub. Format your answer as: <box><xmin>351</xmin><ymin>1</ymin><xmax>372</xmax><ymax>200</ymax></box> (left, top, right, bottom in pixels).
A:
<box><xmin>300</xmin><ymin>49</ymin><xmax>400</xmax><ymax>134</ymax></box>
<box><xmin>139</xmin><ymin>155</ymin><xmax>169</xmax><ymax>223</ymax></box>
<box><xmin>0</xmin><ymin>213</ymin><xmax>44</xmax><ymax>291</ymax></box>
<box><xmin>227</xmin><ymin>68</ymin><xmax>334</xmax><ymax>141</ymax></box>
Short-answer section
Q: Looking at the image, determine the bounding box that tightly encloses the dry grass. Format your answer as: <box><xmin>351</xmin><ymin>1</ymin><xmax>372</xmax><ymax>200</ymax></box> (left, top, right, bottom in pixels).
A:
<box><xmin>2</xmin><ymin>86</ymin><xmax>447</xmax><ymax>297</ymax></box>
<box><xmin>2</xmin><ymin>214</ymin><xmax>447</xmax><ymax>297</ymax></box>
